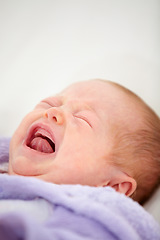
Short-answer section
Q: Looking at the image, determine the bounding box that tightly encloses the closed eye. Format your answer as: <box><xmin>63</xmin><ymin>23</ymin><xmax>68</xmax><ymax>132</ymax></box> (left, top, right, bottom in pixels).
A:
<box><xmin>41</xmin><ymin>100</ymin><xmax>52</xmax><ymax>107</ymax></box>
<box><xmin>36</xmin><ymin>96</ymin><xmax>63</xmax><ymax>109</ymax></box>
<box><xmin>75</xmin><ymin>115</ymin><xmax>92</xmax><ymax>128</ymax></box>
<box><xmin>35</xmin><ymin>97</ymin><xmax>62</xmax><ymax>110</ymax></box>
<box><xmin>35</xmin><ymin>101</ymin><xmax>51</xmax><ymax>110</ymax></box>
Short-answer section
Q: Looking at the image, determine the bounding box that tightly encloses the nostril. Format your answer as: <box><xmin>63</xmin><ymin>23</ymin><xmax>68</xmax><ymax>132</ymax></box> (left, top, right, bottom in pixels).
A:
<box><xmin>54</xmin><ymin>114</ymin><xmax>64</xmax><ymax>125</ymax></box>
<box><xmin>52</xmin><ymin>116</ymin><xmax>57</xmax><ymax>122</ymax></box>
<box><xmin>44</xmin><ymin>112</ymin><xmax>57</xmax><ymax>121</ymax></box>
<box><xmin>44</xmin><ymin>112</ymin><xmax>48</xmax><ymax>118</ymax></box>
<box><xmin>44</xmin><ymin>109</ymin><xmax>64</xmax><ymax>125</ymax></box>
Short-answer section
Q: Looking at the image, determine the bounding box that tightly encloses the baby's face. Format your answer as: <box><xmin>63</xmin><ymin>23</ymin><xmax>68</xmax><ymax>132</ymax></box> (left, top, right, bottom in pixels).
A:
<box><xmin>9</xmin><ymin>80</ymin><xmax>142</xmax><ymax>186</ymax></box>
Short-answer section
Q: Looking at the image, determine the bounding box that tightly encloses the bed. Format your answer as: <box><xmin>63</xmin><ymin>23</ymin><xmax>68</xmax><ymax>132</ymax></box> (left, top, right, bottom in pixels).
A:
<box><xmin>0</xmin><ymin>137</ymin><xmax>160</xmax><ymax>240</ymax></box>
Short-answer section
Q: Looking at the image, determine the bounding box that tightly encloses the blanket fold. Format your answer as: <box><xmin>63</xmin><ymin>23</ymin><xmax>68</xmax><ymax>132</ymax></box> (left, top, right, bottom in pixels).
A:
<box><xmin>0</xmin><ymin>174</ymin><xmax>160</xmax><ymax>240</ymax></box>
<box><xmin>0</xmin><ymin>137</ymin><xmax>160</xmax><ymax>240</ymax></box>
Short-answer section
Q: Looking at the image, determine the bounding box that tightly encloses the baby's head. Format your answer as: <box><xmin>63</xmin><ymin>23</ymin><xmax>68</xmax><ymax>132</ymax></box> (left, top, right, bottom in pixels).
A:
<box><xmin>9</xmin><ymin>79</ymin><xmax>160</xmax><ymax>204</ymax></box>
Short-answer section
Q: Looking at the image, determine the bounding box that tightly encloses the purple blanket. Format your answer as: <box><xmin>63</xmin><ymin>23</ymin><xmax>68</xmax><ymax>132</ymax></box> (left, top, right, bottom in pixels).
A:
<box><xmin>0</xmin><ymin>138</ymin><xmax>160</xmax><ymax>240</ymax></box>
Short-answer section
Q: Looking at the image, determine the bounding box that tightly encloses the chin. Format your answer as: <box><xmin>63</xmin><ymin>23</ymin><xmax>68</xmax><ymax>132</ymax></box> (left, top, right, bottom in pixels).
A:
<box><xmin>9</xmin><ymin>155</ymin><xmax>39</xmax><ymax>176</ymax></box>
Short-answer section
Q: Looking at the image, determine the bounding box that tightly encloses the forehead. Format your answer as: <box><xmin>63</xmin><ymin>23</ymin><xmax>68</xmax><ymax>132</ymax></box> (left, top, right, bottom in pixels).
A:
<box><xmin>59</xmin><ymin>80</ymin><xmax>135</xmax><ymax>118</ymax></box>
<box><xmin>60</xmin><ymin>80</ymin><xmax>122</xmax><ymax>105</ymax></box>
<box><xmin>59</xmin><ymin>80</ymin><xmax>145</xmax><ymax>131</ymax></box>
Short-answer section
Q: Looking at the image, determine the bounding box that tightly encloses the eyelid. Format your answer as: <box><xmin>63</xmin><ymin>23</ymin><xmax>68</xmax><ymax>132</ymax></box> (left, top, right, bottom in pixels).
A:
<box><xmin>40</xmin><ymin>97</ymin><xmax>62</xmax><ymax>108</ymax></box>
<box><xmin>35</xmin><ymin>101</ymin><xmax>51</xmax><ymax>109</ymax></box>
<box><xmin>74</xmin><ymin>115</ymin><xmax>92</xmax><ymax>128</ymax></box>
<box><xmin>41</xmin><ymin>100</ymin><xmax>52</xmax><ymax>107</ymax></box>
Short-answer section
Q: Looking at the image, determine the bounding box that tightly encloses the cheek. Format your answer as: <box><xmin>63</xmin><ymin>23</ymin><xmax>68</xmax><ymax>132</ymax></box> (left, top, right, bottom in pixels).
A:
<box><xmin>10</xmin><ymin>111</ymin><xmax>42</xmax><ymax>149</ymax></box>
<box><xmin>9</xmin><ymin>119</ymin><xmax>28</xmax><ymax>164</ymax></box>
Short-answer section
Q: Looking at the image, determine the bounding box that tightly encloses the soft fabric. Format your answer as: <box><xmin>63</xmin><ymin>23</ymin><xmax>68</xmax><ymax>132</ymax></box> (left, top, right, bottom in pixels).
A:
<box><xmin>0</xmin><ymin>175</ymin><xmax>160</xmax><ymax>240</ymax></box>
<box><xmin>0</xmin><ymin>137</ymin><xmax>9</xmax><ymax>173</ymax></box>
<box><xmin>0</xmin><ymin>137</ymin><xmax>160</xmax><ymax>240</ymax></box>
<box><xmin>0</xmin><ymin>198</ymin><xmax>54</xmax><ymax>223</ymax></box>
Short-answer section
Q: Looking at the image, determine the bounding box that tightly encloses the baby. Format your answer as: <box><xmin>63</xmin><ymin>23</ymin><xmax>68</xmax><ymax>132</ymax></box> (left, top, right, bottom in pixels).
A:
<box><xmin>8</xmin><ymin>79</ymin><xmax>160</xmax><ymax>204</ymax></box>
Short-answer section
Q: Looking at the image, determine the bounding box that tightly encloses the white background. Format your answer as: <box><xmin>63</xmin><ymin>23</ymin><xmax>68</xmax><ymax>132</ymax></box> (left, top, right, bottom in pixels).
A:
<box><xmin>0</xmin><ymin>0</ymin><xmax>159</xmax><ymax>137</ymax></box>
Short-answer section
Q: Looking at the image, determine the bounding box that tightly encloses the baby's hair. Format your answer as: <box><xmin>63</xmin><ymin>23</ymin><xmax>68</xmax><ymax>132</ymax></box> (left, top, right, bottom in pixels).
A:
<box><xmin>98</xmin><ymin>79</ymin><xmax>160</xmax><ymax>204</ymax></box>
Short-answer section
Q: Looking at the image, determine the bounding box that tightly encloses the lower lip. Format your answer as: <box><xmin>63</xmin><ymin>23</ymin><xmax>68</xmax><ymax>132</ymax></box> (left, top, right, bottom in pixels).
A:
<box><xmin>18</xmin><ymin>142</ymin><xmax>56</xmax><ymax>162</ymax></box>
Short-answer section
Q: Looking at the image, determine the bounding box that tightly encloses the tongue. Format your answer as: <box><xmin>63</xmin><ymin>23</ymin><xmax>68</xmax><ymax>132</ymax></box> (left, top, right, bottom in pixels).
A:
<box><xmin>30</xmin><ymin>137</ymin><xmax>53</xmax><ymax>153</ymax></box>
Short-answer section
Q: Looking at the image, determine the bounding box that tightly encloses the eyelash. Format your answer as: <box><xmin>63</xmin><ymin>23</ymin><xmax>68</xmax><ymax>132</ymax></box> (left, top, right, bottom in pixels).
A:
<box><xmin>41</xmin><ymin>101</ymin><xmax>53</xmax><ymax>107</ymax></box>
<box><xmin>40</xmin><ymin>98</ymin><xmax>62</xmax><ymax>108</ymax></box>
<box><xmin>75</xmin><ymin>115</ymin><xmax>92</xmax><ymax>128</ymax></box>
<box><xmin>37</xmin><ymin>100</ymin><xmax>57</xmax><ymax>109</ymax></box>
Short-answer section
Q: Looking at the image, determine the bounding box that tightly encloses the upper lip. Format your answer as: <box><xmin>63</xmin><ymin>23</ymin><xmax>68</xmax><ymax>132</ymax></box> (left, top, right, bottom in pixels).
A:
<box><xmin>25</xmin><ymin>123</ymin><xmax>57</xmax><ymax>153</ymax></box>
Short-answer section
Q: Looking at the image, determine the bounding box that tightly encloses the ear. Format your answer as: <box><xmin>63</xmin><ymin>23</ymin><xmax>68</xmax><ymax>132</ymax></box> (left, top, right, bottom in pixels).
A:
<box><xmin>105</xmin><ymin>170</ymin><xmax>137</xmax><ymax>197</ymax></box>
<box><xmin>111</xmin><ymin>178</ymin><xmax>137</xmax><ymax>197</ymax></box>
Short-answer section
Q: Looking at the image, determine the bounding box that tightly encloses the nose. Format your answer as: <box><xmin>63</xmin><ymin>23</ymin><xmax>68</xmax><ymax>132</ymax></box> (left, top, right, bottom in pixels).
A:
<box><xmin>44</xmin><ymin>107</ymin><xmax>65</xmax><ymax>125</ymax></box>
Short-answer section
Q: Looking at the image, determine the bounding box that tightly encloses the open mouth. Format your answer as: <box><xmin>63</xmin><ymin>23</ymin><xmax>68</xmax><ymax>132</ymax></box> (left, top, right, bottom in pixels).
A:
<box><xmin>26</xmin><ymin>126</ymin><xmax>55</xmax><ymax>154</ymax></box>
